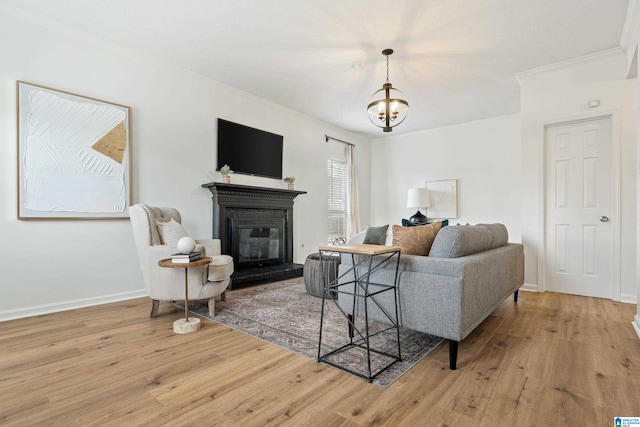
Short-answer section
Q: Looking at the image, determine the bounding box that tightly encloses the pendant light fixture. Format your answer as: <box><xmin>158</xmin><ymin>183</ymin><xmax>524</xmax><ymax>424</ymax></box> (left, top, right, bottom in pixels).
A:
<box><xmin>367</xmin><ymin>49</ymin><xmax>409</xmax><ymax>132</ymax></box>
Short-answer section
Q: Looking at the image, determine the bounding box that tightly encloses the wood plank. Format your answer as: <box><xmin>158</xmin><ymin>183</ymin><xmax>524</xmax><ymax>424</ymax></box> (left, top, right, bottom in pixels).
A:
<box><xmin>0</xmin><ymin>288</ymin><xmax>637</xmax><ymax>426</ymax></box>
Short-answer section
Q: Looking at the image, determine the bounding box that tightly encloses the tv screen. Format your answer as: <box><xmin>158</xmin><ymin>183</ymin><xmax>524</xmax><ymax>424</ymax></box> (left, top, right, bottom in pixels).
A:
<box><xmin>217</xmin><ymin>119</ymin><xmax>283</xmax><ymax>180</ymax></box>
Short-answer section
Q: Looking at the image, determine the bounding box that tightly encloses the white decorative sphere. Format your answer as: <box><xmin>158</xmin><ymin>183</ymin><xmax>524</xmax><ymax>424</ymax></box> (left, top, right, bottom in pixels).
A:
<box><xmin>177</xmin><ymin>236</ymin><xmax>196</xmax><ymax>254</ymax></box>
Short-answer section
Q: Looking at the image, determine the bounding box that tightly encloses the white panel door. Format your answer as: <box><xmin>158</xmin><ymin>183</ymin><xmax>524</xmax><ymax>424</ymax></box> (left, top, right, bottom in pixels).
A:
<box><xmin>544</xmin><ymin>118</ymin><xmax>613</xmax><ymax>298</ymax></box>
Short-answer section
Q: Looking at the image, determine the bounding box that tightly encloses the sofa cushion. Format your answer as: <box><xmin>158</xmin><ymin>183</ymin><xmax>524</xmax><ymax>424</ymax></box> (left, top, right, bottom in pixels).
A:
<box><xmin>476</xmin><ymin>223</ymin><xmax>509</xmax><ymax>248</ymax></box>
<box><xmin>362</xmin><ymin>224</ymin><xmax>389</xmax><ymax>245</ymax></box>
<box><xmin>429</xmin><ymin>224</ymin><xmax>495</xmax><ymax>258</ymax></box>
<box><xmin>392</xmin><ymin>221</ymin><xmax>442</xmax><ymax>256</ymax></box>
<box><xmin>156</xmin><ymin>218</ymin><xmax>189</xmax><ymax>247</ymax></box>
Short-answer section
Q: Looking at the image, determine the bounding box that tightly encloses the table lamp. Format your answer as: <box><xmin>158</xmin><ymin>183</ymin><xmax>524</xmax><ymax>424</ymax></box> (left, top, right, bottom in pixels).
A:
<box><xmin>407</xmin><ymin>187</ymin><xmax>431</xmax><ymax>224</ymax></box>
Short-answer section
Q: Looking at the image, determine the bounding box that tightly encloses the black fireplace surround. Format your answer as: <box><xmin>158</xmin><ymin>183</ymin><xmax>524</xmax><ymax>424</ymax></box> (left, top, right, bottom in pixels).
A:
<box><xmin>202</xmin><ymin>182</ymin><xmax>306</xmax><ymax>289</ymax></box>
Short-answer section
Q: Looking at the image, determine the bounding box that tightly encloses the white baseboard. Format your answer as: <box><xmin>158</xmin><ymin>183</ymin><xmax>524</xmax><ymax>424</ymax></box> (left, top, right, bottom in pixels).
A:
<box><xmin>633</xmin><ymin>315</ymin><xmax>640</xmax><ymax>339</ymax></box>
<box><xmin>520</xmin><ymin>283</ymin><xmax>539</xmax><ymax>293</ymax></box>
<box><xmin>519</xmin><ymin>284</ymin><xmax>636</xmax><ymax>304</ymax></box>
<box><xmin>0</xmin><ymin>289</ymin><xmax>148</xmax><ymax>322</ymax></box>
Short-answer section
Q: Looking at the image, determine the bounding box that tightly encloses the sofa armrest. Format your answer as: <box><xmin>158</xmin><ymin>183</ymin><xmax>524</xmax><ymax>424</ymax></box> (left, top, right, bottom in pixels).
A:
<box><xmin>424</xmin><ymin>244</ymin><xmax>523</xmax><ymax>338</ymax></box>
<box><xmin>348</xmin><ymin>231</ymin><xmax>366</xmax><ymax>244</ymax></box>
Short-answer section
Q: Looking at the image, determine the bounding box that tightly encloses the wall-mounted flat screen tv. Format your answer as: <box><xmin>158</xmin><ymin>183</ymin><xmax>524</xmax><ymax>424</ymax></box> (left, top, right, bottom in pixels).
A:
<box><xmin>216</xmin><ymin>118</ymin><xmax>283</xmax><ymax>180</ymax></box>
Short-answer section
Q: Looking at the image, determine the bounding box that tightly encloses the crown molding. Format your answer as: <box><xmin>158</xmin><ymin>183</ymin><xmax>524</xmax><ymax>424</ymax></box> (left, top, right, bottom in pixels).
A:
<box><xmin>620</xmin><ymin>0</ymin><xmax>640</xmax><ymax>51</ymax></box>
<box><xmin>515</xmin><ymin>47</ymin><xmax>624</xmax><ymax>82</ymax></box>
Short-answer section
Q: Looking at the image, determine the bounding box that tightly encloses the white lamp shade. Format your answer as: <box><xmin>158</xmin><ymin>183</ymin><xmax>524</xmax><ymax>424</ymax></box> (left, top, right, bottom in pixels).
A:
<box><xmin>407</xmin><ymin>188</ymin><xmax>431</xmax><ymax>208</ymax></box>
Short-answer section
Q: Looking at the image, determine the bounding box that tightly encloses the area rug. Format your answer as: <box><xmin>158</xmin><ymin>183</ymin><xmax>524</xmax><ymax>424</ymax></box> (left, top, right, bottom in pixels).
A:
<box><xmin>180</xmin><ymin>279</ymin><xmax>444</xmax><ymax>387</ymax></box>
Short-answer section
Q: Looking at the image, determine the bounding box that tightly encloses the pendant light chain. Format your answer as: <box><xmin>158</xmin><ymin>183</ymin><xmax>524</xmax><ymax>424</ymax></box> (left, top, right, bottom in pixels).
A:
<box><xmin>386</xmin><ymin>54</ymin><xmax>390</xmax><ymax>83</ymax></box>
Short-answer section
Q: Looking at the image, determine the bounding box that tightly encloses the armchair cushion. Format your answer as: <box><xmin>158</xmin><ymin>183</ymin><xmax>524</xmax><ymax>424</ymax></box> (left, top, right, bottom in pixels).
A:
<box><xmin>156</xmin><ymin>218</ymin><xmax>188</xmax><ymax>247</ymax></box>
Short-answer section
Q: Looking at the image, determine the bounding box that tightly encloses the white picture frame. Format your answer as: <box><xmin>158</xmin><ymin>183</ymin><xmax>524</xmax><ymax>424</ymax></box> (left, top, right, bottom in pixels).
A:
<box><xmin>426</xmin><ymin>179</ymin><xmax>458</xmax><ymax>219</ymax></box>
<box><xmin>17</xmin><ymin>81</ymin><xmax>131</xmax><ymax>219</ymax></box>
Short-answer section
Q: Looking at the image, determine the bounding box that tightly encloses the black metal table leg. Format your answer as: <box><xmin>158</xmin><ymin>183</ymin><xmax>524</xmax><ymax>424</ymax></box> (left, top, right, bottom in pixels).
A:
<box><xmin>316</xmin><ymin>244</ymin><xmax>403</xmax><ymax>382</ymax></box>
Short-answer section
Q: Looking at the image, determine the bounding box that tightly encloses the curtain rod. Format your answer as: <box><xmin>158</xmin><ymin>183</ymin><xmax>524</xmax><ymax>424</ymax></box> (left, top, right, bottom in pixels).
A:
<box><xmin>325</xmin><ymin>135</ymin><xmax>355</xmax><ymax>147</ymax></box>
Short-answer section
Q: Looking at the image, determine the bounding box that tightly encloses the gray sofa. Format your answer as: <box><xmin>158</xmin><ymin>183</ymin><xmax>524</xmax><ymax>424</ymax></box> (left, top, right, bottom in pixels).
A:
<box><xmin>337</xmin><ymin>223</ymin><xmax>524</xmax><ymax>369</ymax></box>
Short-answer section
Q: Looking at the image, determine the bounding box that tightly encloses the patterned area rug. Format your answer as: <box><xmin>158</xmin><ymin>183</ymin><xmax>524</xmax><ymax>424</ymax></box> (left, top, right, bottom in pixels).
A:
<box><xmin>180</xmin><ymin>279</ymin><xmax>444</xmax><ymax>387</ymax></box>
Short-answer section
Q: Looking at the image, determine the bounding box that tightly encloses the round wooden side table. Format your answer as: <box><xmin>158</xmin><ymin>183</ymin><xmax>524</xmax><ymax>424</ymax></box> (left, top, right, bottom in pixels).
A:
<box><xmin>158</xmin><ymin>257</ymin><xmax>212</xmax><ymax>334</ymax></box>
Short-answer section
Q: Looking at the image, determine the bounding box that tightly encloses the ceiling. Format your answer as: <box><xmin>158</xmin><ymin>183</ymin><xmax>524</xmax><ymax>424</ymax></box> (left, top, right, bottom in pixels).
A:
<box><xmin>1</xmin><ymin>0</ymin><xmax>631</xmax><ymax>138</ymax></box>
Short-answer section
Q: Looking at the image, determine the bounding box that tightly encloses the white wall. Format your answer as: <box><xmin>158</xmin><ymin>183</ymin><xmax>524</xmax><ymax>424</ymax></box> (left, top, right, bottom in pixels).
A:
<box><xmin>622</xmin><ymin>0</ymin><xmax>640</xmax><ymax>335</ymax></box>
<box><xmin>637</xmin><ymin>43</ymin><xmax>640</xmax><ymax>334</ymax></box>
<box><xmin>368</xmin><ymin>114</ymin><xmax>522</xmax><ymax>241</ymax></box>
<box><xmin>0</xmin><ymin>10</ymin><xmax>370</xmax><ymax>320</ymax></box>
<box><xmin>518</xmin><ymin>50</ymin><xmax>637</xmax><ymax>302</ymax></box>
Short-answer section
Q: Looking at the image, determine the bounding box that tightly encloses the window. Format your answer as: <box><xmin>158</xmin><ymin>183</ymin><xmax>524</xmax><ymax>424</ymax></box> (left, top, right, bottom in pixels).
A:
<box><xmin>327</xmin><ymin>158</ymin><xmax>347</xmax><ymax>244</ymax></box>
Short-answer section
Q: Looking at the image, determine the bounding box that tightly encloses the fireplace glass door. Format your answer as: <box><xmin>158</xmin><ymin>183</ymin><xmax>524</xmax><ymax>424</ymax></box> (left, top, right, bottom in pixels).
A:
<box><xmin>230</xmin><ymin>218</ymin><xmax>286</xmax><ymax>269</ymax></box>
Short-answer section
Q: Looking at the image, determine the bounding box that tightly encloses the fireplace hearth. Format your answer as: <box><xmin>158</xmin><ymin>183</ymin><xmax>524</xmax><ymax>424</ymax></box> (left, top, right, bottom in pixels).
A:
<box><xmin>202</xmin><ymin>182</ymin><xmax>306</xmax><ymax>289</ymax></box>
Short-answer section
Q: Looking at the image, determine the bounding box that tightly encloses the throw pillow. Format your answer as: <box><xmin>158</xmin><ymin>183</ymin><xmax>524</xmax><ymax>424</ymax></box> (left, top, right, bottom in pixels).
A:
<box><xmin>363</xmin><ymin>224</ymin><xmax>389</xmax><ymax>245</ymax></box>
<box><xmin>156</xmin><ymin>218</ymin><xmax>189</xmax><ymax>247</ymax></box>
<box><xmin>392</xmin><ymin>221</ymin><xmax>442</xmax><ymax>256</ymax></box>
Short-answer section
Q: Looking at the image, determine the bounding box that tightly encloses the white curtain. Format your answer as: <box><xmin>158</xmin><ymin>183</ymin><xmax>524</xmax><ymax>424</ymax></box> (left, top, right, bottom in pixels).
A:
<box><xmin>346</xmin><ymin>145</ymin><xmax>361</xmax><ymax>239</ymax></box>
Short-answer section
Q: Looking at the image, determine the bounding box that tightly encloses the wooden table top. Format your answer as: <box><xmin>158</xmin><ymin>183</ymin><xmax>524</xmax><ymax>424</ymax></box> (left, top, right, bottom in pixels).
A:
<box><xmin>318</xmin><ymin>244</ymin><xmax>401</xmax><ymax>255</ymax></box>
<box><xmin>158</xmin><ymin>257</ymin><xmax>212</xmax><ymax>268</ymax></box>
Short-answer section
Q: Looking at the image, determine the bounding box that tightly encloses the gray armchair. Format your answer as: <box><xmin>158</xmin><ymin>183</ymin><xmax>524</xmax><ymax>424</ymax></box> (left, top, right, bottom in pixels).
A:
<box><xmin>129</xmin><ymin>204</ymin><xmax>233</xmax><ymax>317</ymax></box>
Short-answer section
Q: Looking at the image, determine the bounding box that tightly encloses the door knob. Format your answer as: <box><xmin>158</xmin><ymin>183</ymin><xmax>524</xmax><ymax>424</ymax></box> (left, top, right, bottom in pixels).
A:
<box><xmin>600</xmin><ymin>216</ymin><xmax>609</xmax><ymax>222</ymax></box>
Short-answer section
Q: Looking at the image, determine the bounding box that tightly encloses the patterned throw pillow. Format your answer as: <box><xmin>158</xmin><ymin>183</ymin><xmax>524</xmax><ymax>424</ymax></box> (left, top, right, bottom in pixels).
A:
<box><xmin>392</xmin><ymin>221</ymin><xmax>443</xmax><ymax>256</ymax></box>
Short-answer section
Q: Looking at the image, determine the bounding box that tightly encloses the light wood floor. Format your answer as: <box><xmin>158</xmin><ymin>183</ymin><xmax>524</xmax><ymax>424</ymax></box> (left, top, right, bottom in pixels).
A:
<box><xmin>0</xmin><ymin>288</ymin><xmax>638</xmax><ymax>426</ymax></box>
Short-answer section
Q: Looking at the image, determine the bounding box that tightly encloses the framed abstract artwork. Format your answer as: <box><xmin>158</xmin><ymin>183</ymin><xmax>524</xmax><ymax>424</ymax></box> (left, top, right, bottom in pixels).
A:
<box><xmin>17</xmin><ymin>81</ymin><xmax>131</xmax><ymax>219</ymax></box>
<box><xmin>426</xmin><ymin>179</ymin><xmax>458</xmax><ymax>219</ymax></box>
